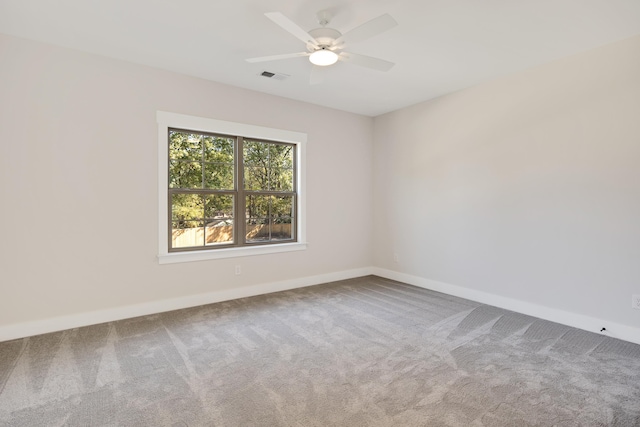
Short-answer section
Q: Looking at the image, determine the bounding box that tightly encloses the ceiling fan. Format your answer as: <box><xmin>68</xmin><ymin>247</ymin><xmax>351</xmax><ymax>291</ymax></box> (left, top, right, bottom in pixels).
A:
<box><xmin>246</xmin><ymin>10</ymin><xmax>397</xmax><ymax>84</ymax></box>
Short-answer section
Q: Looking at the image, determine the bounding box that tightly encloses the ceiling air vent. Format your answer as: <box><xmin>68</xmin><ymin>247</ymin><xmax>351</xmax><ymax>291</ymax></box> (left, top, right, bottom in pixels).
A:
<box><xmin>260</xmin><ymin>71</ymin><xmax>290</xmax><ymax>81</ymax></box>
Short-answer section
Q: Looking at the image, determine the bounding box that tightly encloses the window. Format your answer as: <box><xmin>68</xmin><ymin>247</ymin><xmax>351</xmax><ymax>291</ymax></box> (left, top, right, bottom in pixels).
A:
<box><xmin>169</xmin><ymin>129</ymin><xmax>296</xmax><ymax>249</ymax></box>
<box><xmin>157</xmin><ymin>112</ymin><xmax>306</xmax><ymax>264</ymax></box>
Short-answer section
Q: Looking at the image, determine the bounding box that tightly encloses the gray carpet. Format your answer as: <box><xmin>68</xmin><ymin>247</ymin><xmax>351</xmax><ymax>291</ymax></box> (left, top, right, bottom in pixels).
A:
<box><xmin>1</xmin><ymin>276</ymin><xmax>639</xmax><ymax>426</ymax></box>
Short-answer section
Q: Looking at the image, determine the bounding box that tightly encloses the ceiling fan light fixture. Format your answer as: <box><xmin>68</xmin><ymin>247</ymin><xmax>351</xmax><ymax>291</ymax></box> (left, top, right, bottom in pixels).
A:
<box><xmin>309</xmin><ymin>49</ymin><xmax>338</xmax><ymax>66</ymax></box>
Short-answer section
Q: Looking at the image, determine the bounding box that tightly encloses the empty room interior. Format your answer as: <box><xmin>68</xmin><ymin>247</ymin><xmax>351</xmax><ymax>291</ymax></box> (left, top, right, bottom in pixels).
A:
<box><xmin>1</xmin><ymin>0</ymin><xmax>640</xmax><ymax>425</ymax></box>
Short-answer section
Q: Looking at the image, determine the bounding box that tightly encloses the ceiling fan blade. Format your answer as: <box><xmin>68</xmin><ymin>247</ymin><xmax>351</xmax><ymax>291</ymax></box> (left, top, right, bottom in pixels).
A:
<box><xmin>265</xmin><ymin>12</ymin><xmax>318</xmax><ymax>47</ymax></box>
<box><xmin>339</xmin><ymin>52</ymin><xmax>394</xmax><ymax>72</ymax></box>
<box><xmin>335</xmin><ymin>13</ymin><xmax>397</xmax><ymax>46</ymax></box>
<box><xmin>246</xmin><ymin>52</ymin><xmax>309</xmax><ymax>63</ymax></box>
<box><xmin>309</xmin><ymin>65</ymin><xmax>329</xmax><ymax>85</ymax></box>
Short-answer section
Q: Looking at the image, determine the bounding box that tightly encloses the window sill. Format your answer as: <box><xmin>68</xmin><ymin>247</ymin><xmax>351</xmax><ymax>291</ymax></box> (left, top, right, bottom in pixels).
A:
<box><xmin>158</xmin><ymin>242</ymin><xmax>307</xmax><ymax>264</ymax></box>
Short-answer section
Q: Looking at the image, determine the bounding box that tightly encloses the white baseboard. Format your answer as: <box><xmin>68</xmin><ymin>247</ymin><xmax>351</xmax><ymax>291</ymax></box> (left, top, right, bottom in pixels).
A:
<box><xmin>3</xmin><ymin>266</ymin><xmax>639</xmax><ymax>346</ymax></box>
<box><xmin>371</xmin><ymin>267</ymin><xmax>640</xmax><ymax>346</ymax></box>
<box><xmin>0</xmin><ymin>267</ymin><xmax>371</xmax><ymax>342</ymax></box>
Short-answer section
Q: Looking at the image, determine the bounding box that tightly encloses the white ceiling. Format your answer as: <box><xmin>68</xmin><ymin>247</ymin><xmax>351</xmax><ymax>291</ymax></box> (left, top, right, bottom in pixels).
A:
<box><xmin>2</xmin><ymin>0</ymin><xmax>640</xmax><ymax>116</ymax></box>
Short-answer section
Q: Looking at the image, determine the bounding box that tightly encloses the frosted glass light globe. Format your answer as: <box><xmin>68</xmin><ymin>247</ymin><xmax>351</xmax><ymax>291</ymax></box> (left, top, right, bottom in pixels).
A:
<box><xmin>309</xmin><ymin>49</ymin><xmax>338</xmax><ymax>66</ymax></box>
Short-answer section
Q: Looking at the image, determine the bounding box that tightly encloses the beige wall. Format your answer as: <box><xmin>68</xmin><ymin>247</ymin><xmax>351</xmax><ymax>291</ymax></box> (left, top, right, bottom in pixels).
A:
<box><xmin>373</xmin><ymin>34</ymin><xmax>640</xmax><ymax>329</ymax></box>
<box><xmin>0</xmin><ymin>34</ymin><xmax>373</xmax><ymax>327</ymax></box>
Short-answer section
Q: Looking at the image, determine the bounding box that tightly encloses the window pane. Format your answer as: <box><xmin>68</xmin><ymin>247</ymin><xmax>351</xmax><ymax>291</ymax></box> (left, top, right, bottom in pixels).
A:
<box><xmin>204</xmin><ymin>194</ymin><xmax>234</xmax><ymax>245</ymax></box>
<box><xmin>203</xmin><ymin>136</ymin><xmax>234</xmax><ymax>163</ymax></box>
<box><xmin>172</xmin><ymin>194</ymin><xmax>203</xmax><ymax>221</ymax></box>
<box><xmin>272</xmin><ymin>193</ymin><xmax>293</xmax><ymax>239</ymax></box>
<box><xmin>244</xmin><ymin>165</ymin><xmax>268</xmax><ymax>190</ymax></box>
<box><xmin>271</xmin><ymin>221</ymin><xmax>293</xmax><ymax>240</ymax></box>
<box><xmin>204</xmin><ymin>195</ymin><xmax>233</xmax><ymax>219</ymax></box>
<box><xmin>269</xmin><ymin>143</ymin><xmax>293</xmax><ymax>169</ymax></box>
<box><xmin>246</xmin><ymin>194</ymin><xmax>269</xmax><ymax>242</ymax></box>
<box><xmin>246</xmin><ymin>218</ymin><xmax>269</xmax><ymax>242</ymax></box>
<box><xmin>169</xmin><ymin>161</ymin><xmax>202</xmax><ymax>189</ymax></box>
<box><xmin>204</xmin><ymin>163</ymin><xmax>234</xmax><ymax>189</ymax></box>
<box><xmin>272</xmin><ymin>195</ymin><xmax>293</xmax><ymax>218</ymax></box>
<box><xmin>169</xmin><ymin>131</ymin><xmax>202</xmax><ymax>161</ymax></box>
<box><xmin>246</xmin><ymin>194</ymin><xmax>270</xmax><ymax>218</ymax></box>
<box><xmin>205</xmin><ymin>220</ymin><xmax>233</xmax><ymax>245</ymax></box>
<box><xmin>172</xmin><ymin>220</ymin><xmax>204</xmax><ymax>248</ymax></box>
<box><xmin>244</xmin><ymin>195</ymin><xmax>295</xmax><ymax>243</ymax></box>
<box><xmin>243</xmin><ymin>140</ymin><xmax>294</xmax><ymax>191</ymax></box>
<box><xmin>243</xmin><ymin>140</ymin><xmax>268</xmax><ymax>166</ymax></box>
<box><xmin>270</xmin><ymin>168</ymin><xmax>293</xmax><ymax>191</ymax></box>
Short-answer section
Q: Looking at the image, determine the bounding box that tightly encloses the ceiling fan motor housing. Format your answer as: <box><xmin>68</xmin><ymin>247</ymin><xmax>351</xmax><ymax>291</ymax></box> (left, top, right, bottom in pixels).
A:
<box><xmin>308</xmin><ymin>27</ymin><xmax>342</xmax><ymax>50</ymax></box>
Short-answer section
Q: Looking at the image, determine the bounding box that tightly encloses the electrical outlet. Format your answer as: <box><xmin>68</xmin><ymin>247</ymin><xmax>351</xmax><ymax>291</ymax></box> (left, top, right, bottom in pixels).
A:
<box><xmin>632</xmin><ymin>295</ymin><xmax>640</xmax><ymax>310</ymax></box>
<box><xmin>393</xmin><ymin>253</ymin><xmax>399</xmax><ymax>263</ymax></box>
<box><xmin>235</xmin><ymin>265</ymin><xmax>241</xmax><ymax>275</ymax></box>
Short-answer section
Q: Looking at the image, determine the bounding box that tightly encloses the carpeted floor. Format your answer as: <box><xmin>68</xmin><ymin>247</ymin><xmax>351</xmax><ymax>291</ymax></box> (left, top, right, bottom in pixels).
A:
<box><xmin>1</xmin><ymin>276</ymin><xmax>639</xmax><ymax>426</ymax></box>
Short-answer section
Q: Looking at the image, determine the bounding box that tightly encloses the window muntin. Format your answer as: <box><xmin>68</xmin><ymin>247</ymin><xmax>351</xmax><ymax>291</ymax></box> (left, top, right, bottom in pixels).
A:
<box><xmin>168</xmin><ymin>128</ymin><xmax>297</xmax><ymax>252</ymax></box>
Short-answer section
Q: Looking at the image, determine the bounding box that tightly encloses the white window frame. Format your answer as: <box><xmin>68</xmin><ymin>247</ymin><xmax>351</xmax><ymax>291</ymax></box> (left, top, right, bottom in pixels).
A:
<box><xmin>157</xmin><ymin>111</ymin><xmax>307</xmax><ymax>264</ymax></box>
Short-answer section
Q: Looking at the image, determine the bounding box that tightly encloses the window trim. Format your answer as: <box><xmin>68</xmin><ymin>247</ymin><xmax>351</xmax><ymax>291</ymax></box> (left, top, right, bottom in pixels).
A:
<box><xmin>157</xmin><ymin>111</ymin><xmax>307</xmax><ymax>264</ymax></box>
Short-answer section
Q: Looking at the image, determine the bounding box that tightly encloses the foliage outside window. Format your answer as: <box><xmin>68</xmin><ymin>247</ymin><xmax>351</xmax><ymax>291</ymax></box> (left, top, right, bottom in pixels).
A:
<box><xmin>169</xmin><ymin>128</ymin><xmax>296</xmax><ymax>252</ymax></box>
